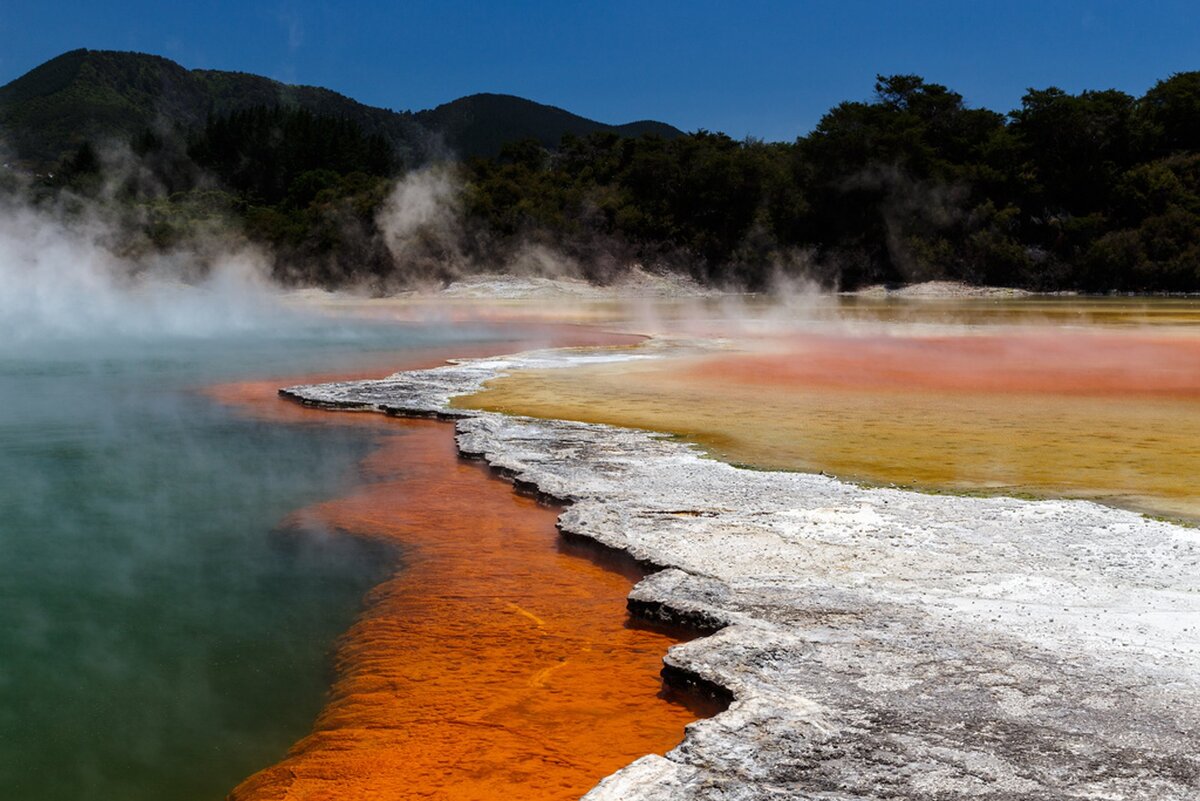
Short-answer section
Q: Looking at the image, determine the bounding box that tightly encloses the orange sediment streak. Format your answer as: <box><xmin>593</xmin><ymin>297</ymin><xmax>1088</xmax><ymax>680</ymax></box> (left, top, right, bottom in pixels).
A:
<box><xmin>683</xmin><ymin>331</ymin><xmax>1200</xmax><ymax>398</ymax></box>
<box><xmin>459</xmin><ymin>329</ymin><xmax>1200</xmax><ymax>521</ymax></box>
<box><xmin>212</xmin><ymin>334</ymin><xmax>705</xmax><ymax>801</ymax></box>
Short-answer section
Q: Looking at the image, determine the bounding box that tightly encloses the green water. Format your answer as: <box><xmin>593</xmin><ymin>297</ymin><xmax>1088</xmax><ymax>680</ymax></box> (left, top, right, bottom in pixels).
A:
<box><xmin>0</xmin><ymin>318</ymin><xmax>501</xmax><ymax>800</ymax></box>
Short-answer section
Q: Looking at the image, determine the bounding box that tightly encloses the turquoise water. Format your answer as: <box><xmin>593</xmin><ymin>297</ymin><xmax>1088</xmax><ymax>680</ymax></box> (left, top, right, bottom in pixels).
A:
<box><xmin>0</xmin><ymin>317</ymin><xmax>501</xmax><ymax>800</ymax></box>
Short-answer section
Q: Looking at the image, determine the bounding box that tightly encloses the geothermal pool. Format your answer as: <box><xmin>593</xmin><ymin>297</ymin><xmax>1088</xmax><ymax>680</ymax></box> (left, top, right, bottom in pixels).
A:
<box><xmin>0</xmin><ymin>309</ymin><xmax>710</xmax><ymax>801</ymax></box>
<box><xmin>0</xmin><ymin>319</ymin><xmax>508</xmax><ymax>801</ymax></box>
<box><xmin>215</xmin><ymin>410</ymin><xmax>706</xmax><ymax>801</ymax></box>
<box><xmin>458</xmin><ymin>296</ymin><xmax>1200</xmax><ymax>523</ymax></box>
<box><xmin>7</xmin><ymin>291</ymin><xmax>1200</xmax><ymax>800</ymax></box>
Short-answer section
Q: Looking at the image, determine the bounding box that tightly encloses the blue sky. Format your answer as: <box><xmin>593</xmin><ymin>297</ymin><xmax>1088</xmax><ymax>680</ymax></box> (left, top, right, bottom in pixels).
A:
<box><xmin>1</xmin><ymin>1</ymin><xmax>1198</xmax><ymax>141</ymax></box>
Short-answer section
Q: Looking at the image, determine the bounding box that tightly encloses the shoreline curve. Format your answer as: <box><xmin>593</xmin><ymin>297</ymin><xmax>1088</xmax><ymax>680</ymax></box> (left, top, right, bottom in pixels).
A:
<box><xmin>282</xmin><ymin>342</ymin><xmax>1200</xmax><ymax>801</ymax></box>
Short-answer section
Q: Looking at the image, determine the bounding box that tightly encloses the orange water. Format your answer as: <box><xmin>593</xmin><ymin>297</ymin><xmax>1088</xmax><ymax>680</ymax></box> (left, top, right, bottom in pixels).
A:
<box><xmin>209</xmin><ymin>333</ymin><xmax>707</xmax><ymax>801</ymax></box>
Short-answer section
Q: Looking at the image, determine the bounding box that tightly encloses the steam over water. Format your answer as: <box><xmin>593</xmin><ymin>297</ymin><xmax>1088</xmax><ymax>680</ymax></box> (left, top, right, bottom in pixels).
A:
<box><xmin>0</xmin><ymin>277</ymin><xmax>503</xmax><ymax>799</ymax></box>
<box><xmin>0</xmin><ymin>198</ymin><xmax>291</xmax><ymax>342</ymax></box>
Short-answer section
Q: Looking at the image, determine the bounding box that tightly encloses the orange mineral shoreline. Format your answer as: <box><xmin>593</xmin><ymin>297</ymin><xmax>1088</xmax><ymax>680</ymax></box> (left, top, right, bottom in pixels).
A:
<box><xmin>208</xmin><ymin>327</ymin><xmax>710</xmax><ymax>801</ymax></box>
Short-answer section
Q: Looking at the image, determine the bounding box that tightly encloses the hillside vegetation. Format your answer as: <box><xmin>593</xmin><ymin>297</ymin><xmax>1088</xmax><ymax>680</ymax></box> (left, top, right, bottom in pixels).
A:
<box><xmin>0</xmin><ymin>49</ymin><xmax>679</xmax><ymax>168</ymax></box>
<box><xmin>3</xmin><ymin>49</ymin><xmax>1200</xmax><ymax>292</ymax></box>
<box><xmin>457</xmin><ymin>73</ymin><xmax>1200</xmax><ymax>292</ymax></box>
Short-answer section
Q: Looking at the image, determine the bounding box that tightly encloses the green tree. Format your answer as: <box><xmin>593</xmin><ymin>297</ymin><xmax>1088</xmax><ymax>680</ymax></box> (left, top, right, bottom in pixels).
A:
<box><xmin>1141</xmin><ymin>72</ymin><xmax>1200</xmax><ymax>155</ymax></box>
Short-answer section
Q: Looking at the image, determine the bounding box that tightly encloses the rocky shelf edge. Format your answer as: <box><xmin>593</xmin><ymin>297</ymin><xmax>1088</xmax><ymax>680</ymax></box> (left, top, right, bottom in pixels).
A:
<box><xmin>282</xmin><ymin>347</ymin><xmax>1200</xmax><ymax>801</ymax></box>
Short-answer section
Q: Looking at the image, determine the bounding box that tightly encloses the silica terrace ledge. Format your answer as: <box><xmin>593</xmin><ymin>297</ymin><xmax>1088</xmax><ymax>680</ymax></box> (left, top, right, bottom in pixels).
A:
<box><xmin>282</xmin><ymin>344</ymin><xmax>1200</xmax><ymax>800</ymax></box>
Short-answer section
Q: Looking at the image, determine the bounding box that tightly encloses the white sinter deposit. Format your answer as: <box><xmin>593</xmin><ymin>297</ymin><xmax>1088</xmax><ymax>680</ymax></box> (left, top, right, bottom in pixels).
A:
<box><xmin>283</xmin><ymin>344</ymin><xmax>1200</xmax><ymax>801</ymax></box>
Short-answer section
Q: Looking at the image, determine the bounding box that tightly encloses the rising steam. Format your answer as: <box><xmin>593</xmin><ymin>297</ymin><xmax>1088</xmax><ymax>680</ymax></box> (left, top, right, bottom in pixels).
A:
<box><xmin>0</xmin><ymin>192</ymin><xmax>290</xmax><ymax>345</ymax></box>
<box><xmin>375</xmin><ymin>165</ymin><xmax>588</xmax><ymax>287</ymax></box>
<box><xmin>376</xmin><ymin>165</ymin><xmax>469</xmax><ymax>287</ymax></box>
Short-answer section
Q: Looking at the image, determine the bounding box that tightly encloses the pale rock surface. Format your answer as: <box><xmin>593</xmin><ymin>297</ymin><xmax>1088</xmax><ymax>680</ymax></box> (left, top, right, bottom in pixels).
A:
<box><xmin>438</xmin><ymin>268</ymin><xmax>721</xmax><ymax>300</ymax></box>
<box><xmin>283</xmin><ymin>346</ymin><xmax>1200</xmax><ymax>801</ymax></box>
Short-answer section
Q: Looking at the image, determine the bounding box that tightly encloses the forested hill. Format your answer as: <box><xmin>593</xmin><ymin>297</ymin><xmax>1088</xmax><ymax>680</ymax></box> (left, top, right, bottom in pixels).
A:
<box><xmin>414</xmin><ymin>93</ymin><xmax>680</xmax><ymax>157</ymax></box>
<box><xmin>0</xmin><ymin>49</ymin><xmax>683</xmax><ymax>168</ymax></box>
<box><xmin>3</xmin><ymin>49</ymin><xmax>1200</xmax><ymax>294</ymax></box>
<box><xmin>455</xmin><ymin>72</ymin><xmax>1200</xmax><ymax>293</ymax></box>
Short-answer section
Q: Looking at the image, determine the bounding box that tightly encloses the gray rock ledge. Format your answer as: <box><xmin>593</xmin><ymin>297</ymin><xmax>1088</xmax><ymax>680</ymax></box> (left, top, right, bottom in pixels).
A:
<box><xmin>283</xmin><ymin>346</ymin><xmax>1200</xmax><ymax>801</ymax></box>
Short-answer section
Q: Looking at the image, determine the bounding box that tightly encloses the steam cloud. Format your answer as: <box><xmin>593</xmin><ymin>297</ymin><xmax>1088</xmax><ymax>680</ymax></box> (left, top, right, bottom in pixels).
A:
<box><xmin>375</xmin><ymin>165</ymin><xmax>587</xmax><ymax>287</ymax></box>
<box><xmin>376</xmin><ymin>165</ymin><xmax>470</xmax><ymax>287</ymax></box>
<box><xmin>0</xmin><ymin>133</ymin><xmax>840</xmax><ymax>350</ymax></box>
<box><xmin>0</xmin><ymin>191</ymin><xmax>290</xmax><ymax>346</ymax></box>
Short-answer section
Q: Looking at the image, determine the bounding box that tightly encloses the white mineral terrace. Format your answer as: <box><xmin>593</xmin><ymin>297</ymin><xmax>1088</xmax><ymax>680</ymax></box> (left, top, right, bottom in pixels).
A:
<box><xmin>283</xmin><ymin>343</ymin><xmax>1200</xmax><ymax>801</ymax></box>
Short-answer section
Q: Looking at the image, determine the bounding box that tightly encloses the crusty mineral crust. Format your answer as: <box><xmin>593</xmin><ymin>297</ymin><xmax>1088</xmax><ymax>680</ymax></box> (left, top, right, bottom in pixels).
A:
<box><xmin>283</xmin><ymin>347</ymin><xmax>1200</xmax><ymax>801</ymax></box>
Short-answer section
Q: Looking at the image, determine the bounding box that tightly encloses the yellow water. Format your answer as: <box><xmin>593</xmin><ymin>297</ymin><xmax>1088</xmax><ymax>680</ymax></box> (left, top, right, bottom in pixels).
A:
<box><xmin>457</xmin><ymin>298</ymin><xmax>1200</xmax><ymax>523</ymax></box>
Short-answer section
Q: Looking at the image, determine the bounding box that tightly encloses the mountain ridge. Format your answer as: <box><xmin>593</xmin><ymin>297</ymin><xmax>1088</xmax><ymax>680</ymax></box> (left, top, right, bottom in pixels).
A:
<box><xmin>414</xmin><ymin>92</ymin><xmax>682</xmax><ymax>157</ymax></box>
<box><xmin>0</xmin><ymin>49</ymin><xmax>683</xmax><ymax>168</ymax></box>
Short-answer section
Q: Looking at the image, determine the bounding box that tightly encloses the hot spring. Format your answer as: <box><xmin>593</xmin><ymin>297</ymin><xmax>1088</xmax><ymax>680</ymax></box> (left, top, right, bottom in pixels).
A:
<box><xmin>0</xmin><ymin>308</ymin><xmax>513</xmax><ymax>800</ymax></box>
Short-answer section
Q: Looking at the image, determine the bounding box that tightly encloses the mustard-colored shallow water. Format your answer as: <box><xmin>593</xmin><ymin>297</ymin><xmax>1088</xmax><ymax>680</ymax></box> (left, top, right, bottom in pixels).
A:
<box><xmin>458</xmin><ymin>299</ymin><xmax>1200</xmax><ymax>523</ymax></box>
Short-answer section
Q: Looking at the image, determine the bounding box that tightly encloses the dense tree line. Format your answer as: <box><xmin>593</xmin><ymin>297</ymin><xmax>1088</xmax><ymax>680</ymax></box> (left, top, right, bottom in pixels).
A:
<box><xmin>463</xmin><ymin>72</ymin><xmax>1200</xmax><ymax>291</ymax></box>
<box><xmin>34</xmin><ymin>72</ymin><xmax>1200</xmax><ymax>291</ymax></box>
